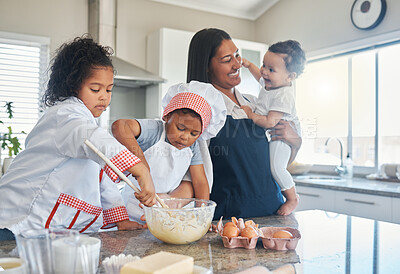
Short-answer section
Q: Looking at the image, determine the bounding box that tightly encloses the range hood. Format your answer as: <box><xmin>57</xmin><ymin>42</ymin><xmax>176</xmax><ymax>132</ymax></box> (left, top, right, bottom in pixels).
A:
<box><xmin>112</xmin><ymin>57</ymin><xmax>164</xmax><ymax>88</ymax></box>
<box><xmin>89</xmin><ymin>0</ymin><xmax>164</xmax><ymax>88</ymax></box>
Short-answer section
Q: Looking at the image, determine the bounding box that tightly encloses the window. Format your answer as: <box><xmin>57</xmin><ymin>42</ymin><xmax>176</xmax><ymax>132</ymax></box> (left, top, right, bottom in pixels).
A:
<box><xmin>0</xmin><ymin>32</ymin><xmax>49</xmax><ymax>151</ymax></box>
<box><xmin>295</xmin><ymin>39</ymin><xmax>400</xmax><ymax>173</ymax></box>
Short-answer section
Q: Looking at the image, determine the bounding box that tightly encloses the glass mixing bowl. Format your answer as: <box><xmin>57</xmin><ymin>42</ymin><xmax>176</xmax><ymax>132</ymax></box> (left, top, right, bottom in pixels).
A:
<box><xmin>143</xmin><ymin>198</ymin><xmax>216</xmax><ymax>244</ymax></box>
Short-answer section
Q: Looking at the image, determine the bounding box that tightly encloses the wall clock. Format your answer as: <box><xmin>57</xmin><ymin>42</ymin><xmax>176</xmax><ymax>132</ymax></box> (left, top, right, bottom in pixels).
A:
<box><xmin>351</xmin><ymin>0</ymin><xmax>387</xmax><ymax>30</ymax></box>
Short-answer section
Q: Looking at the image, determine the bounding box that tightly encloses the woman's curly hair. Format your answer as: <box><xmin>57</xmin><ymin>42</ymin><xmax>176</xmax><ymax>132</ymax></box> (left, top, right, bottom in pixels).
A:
<box><xmin>268</xmin><ymin>40</ymin><xmax>306</xmax><ymax>77</ymax></box>
<box><xmin>43</xmin><ymin>34</ymin><xmax>114</xmax><ymax>107</ymax></box>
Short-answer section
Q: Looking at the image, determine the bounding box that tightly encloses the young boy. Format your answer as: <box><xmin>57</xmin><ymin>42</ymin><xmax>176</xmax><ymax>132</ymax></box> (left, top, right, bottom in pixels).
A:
<box><xmin>241</xmin><ymin>40</ymin><xmax>306</xmax><ymax>215</ymax></box>
<box><xmin>112</xmin><ymin>81</ymin><xmax>226</xmax><ymax>223</ymax></box>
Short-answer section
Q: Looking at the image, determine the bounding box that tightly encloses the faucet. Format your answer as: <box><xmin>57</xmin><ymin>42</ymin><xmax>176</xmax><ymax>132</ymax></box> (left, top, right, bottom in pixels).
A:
<box><xmin>324</xmin><ymin>137</ymin><xmax>346</xmax><ymax>176</ymax></box>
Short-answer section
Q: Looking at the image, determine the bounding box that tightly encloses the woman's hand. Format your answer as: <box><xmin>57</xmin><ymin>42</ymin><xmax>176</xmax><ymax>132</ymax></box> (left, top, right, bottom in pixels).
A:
<box><xmin>240</xmin><ymin>105</ymin><xmax>254</xmax><ymax>118</ymax></box>
<box><xmin>116</xmin><ymin>219</ymin><xmax>147</xmax><ymax>230</ymax></box>
<box><xmin>270</xmin><ymin>120</ymin><xmax>301</xmax><ymax>148</ymax></box>
<box><xmin>270</xmin><ymin>120</ymin><xmax>302</xmax><ymax>164</ymax></box>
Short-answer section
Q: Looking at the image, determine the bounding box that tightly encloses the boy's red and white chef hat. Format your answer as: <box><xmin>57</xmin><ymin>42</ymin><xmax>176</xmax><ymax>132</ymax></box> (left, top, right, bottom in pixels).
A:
<box><xmin>162</xmin><ymin>81</ymin><xmax>227</xmax><ymax>140</ymax></box>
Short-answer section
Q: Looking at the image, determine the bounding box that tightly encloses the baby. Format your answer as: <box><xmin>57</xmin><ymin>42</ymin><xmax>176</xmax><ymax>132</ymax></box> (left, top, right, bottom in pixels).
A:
<box><xmin>241</xmin><ymin>40</ymin><xmax>306</xmax><ymax>215</ymax></box>
<box><xmin>112</xmin><ymin>81</ymin><xmax>226</xmax><ymax>223</ymax></box>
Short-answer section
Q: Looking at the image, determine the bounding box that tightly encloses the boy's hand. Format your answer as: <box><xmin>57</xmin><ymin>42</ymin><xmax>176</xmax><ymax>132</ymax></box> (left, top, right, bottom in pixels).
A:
<box><xmin>116</xmin><ymin>219</ymin><xmax>147</xmax><ymax>230</ymax></box>
<box><xmin>156</xmin><ymin>193</ymin><xmax>171</xmax><ymax>199</ymax></box>
<box><xmin>241</xmin><ymin>105</ymin><xmax>254</xmax><ymax>118</ymax></box>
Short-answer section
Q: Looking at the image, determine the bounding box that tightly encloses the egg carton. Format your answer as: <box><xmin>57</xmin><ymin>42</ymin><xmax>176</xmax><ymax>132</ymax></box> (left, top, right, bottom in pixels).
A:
<box><xmin>259</xmin><ymin>226</ymin><xmax>301</xmax><ymax>250</ymax></box>
<box><xmin>216</xmin><ymin>217</ymin><xmax>301</xmax><ymax>250</ymax></box>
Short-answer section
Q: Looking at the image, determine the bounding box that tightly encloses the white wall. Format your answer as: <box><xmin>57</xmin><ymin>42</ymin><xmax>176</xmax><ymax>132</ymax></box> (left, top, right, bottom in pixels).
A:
<box><xmin>116</xmin><ymin>0</ymin><xmax>254</xmax><ymax>69</ymax></box>
<box><xmin>255</xmin><ymin>0</ymin><xmax>400</xmax><ymax>54</ymax></box>
<box><xmin>0</xmin><ymin>0</ymin><xmax>254</xmax><ymax>70</ymax></box>
<box><xmin>0</xmin><ymin>0</ymin><xmax>88</xmax><ymax>53</ymax></box>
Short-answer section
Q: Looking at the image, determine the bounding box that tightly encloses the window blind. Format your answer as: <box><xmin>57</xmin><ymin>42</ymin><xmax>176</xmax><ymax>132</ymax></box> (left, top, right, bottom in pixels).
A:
<box><xmin>0</xmin><ymin>33</ymin><xmax>49</xmax><ymax>150</ymax></box>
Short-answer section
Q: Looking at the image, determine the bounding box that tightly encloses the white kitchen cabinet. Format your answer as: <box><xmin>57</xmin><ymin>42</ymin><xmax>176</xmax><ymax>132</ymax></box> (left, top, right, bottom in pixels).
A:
<box><xmin>296</xmin><ymin>185</ymin><xmax>335</xmax><ymax>212</ymax></box>
<box><xmin>335</xmin><ymin>190</ymin><xmax>392</xmax><ymax>223</ymax></box>
<box><xmin>392</xmin><ymin>197</ymin><xmax>400</xmax><ymax>224</ymax></box>
<box><xmin>296</xmin><ymin>184</ymin><xmax>395</xmax><ymax>223</ymax></box>
<box><xmin>146</xmin><ymin>28</ymin><xmax>194</xmax><ymax>118</ymax></box>
<box><xmin>146</xmin><ymin>28</ymin><xmax>268</xmax><ymax>118</ymax></box>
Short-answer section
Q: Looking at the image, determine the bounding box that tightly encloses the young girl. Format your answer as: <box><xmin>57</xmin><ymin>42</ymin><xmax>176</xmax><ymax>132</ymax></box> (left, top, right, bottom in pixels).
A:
<box><xmin>0</xmin><ymin>36</ymin><xmax>156</xmax><ymax>240</ymax></box>
<box><xmin>241</xmin><ymin>40</ymin><xmax>306</xmax><ymax>216</ymax></box>
<box><xmin>112</xmin><ymin>81</ymin><xmax>226</xmax><ymax>223</ymax></box>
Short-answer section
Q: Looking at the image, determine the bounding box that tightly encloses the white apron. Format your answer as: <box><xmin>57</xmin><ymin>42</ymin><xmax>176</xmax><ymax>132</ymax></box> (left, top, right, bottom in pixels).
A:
<box><xmin>123</xmin><ymin>126</ymin><xmax>192</xmax><ymax>223</ymax></box>
<box><xmin>0</xmin><ymin>98</ymin><xmax>129</xmax><ymax>235</ymax></box>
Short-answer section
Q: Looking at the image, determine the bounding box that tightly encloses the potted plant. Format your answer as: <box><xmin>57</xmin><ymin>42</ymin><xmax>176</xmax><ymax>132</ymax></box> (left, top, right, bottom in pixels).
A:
<box><xmin>1</xmin><ymin>102</ymin><xmax>24</xmax><ymax>174</ymax></box>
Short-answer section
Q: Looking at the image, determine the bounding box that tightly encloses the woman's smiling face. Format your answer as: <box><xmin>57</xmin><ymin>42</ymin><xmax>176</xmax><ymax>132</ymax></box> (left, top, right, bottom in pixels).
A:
<box><xmin>208</xmin><ymin>39</ymin><xmax>242</xmax><ymax>93</ymax></box>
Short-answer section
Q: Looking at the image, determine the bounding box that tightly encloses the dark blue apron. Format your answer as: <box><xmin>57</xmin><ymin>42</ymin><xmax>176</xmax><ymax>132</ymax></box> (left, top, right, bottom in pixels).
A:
<box><xmin>209</xmin><ymin>115</ymin><xmax>284</xmax><ymax>220</ymax></box>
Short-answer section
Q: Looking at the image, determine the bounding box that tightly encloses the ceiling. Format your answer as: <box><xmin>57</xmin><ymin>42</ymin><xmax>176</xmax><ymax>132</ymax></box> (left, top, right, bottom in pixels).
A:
<box><xmin>149</xmin><ymin>0</ymin><xmax>280</xmax><ymax>20</ymax></box>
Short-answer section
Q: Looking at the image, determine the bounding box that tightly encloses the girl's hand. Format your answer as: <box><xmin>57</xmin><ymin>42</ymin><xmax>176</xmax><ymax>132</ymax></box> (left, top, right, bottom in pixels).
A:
<box><xmin>130</xmin><ymin>162</ymin><xmax>156</xmax><ymax>207</ymax></box>
<box><xmin>116</xmin><ymin>219</ymin><xmax>147</xmax><ymax>230</ymax></box>
<box><xmin>209</xmin><ymin>223</ymin><xmax>218</xmax><ymax>232</ymax></box>
<box><xmin>134</xmin><ymin>182</ymin><xmax>156</xmax><ymax>207</ymax></box>
<box><xmin>241</xmin><ymin>105</ymin><xmax>254</xmax><ymax>118</ymax></box>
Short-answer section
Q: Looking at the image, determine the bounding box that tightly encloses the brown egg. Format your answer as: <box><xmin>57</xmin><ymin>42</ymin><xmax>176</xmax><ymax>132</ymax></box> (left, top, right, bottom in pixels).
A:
<box><xmin>273</xmin><ymin>230</ymin><xmax>294</xmax><ymax>239</ymax></box>
<box><xmin>224</xmin><ymin>222</ymin><xmax>237</xmax><ymax>228</ymax></box>
<box><xmin>240</xmin><ymin>226</ymin><xmax>258</xmax><ymax>239</ymax></box>
<box><xmin>222</xmin><ymin>225</ymin><xmax>240</xmax><ymax>239</ymax></box>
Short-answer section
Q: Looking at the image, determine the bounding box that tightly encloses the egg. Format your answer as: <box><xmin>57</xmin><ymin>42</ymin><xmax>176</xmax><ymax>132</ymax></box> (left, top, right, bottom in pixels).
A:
<box><xmin>222</xmin><ymin>225</ymin><xmax>240</xmax><ymax>239</ymax></box>
<box><xmin>272</xmin><ymin>230</ymin><xmax>294</xmax><ymax>239</ymax></box>
<box><xmin>240</xmin><ymin>226</ymin><xmax>258</xmax><ymax>239</ymax></box>
<box><xmin>224</xmin><ymin>222</ymin><xmax>237</xmax><ymax>228</ymax></box>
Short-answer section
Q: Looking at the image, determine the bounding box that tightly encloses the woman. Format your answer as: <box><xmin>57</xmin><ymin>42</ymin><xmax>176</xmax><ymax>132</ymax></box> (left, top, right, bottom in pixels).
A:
<box><xmin>187</xmin><ymin>28</ymin><xmax>302</xmax><ymax>219</ymax></box>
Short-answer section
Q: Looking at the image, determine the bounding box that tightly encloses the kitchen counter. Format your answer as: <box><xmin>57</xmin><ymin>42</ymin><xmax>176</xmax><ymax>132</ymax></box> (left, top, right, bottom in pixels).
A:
<box><xmin>1</xmin><ymin>209</ymin><xmax>400</xmax><ymax>273</ymax></box>
<box><xmin>294</xmin><ymin>175</ymin><xmax>400</xmax><ymax>198</ymax></box>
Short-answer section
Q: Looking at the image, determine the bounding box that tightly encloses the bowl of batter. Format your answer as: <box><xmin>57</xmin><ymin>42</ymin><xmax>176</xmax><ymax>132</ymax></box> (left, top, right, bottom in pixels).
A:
<box><xmin>143</xmin><ymin>198</ymin><xmax>216</xmax><ymax>244</ymax></box>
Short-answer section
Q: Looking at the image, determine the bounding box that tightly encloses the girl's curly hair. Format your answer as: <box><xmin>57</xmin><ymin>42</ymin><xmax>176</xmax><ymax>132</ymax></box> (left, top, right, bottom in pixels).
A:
<box><xmin>43</xmin><ymin>34</ymin><xmax>114</xmax><ymax>107</ymax></box>
<box><xmin>268</xmin><ymin>40</ymin><xmax>306</xmax><ymax>77</ymax></box>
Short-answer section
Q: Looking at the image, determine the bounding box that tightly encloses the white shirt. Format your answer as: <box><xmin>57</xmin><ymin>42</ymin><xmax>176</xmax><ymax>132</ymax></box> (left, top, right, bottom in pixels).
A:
<box><xmin>220</xmin><ymin>89</ymin><xmax>257</xmax><ymax>119</ymax></box>
<box><xmin>0</xmin><ymin>98</ymin><xmax>134</xmax><ymax>234</ymax></box>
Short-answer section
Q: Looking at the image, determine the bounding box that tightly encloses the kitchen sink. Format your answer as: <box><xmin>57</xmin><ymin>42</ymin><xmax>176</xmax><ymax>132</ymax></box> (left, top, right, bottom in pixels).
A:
<box><xmin>293</xmin><ymin>175</ymin><xmax>346</xmax><ymax>184</ymax></box>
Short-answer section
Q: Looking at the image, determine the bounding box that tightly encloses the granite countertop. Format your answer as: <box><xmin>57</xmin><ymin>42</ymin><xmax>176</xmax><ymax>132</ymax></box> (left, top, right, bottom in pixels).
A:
<box><xmin>294</xmin><ymin>174</ymin><xmax>400</xmax><ymax>198</ymax></box>
<box><xmin>1</xmin><ymin>210</ymin><xmax>400</xmax><ymax>273</ymax></box>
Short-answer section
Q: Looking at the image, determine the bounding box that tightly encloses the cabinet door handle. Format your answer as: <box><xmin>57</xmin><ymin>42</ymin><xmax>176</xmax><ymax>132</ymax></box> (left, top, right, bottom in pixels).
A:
<box><xmin>344</xmin><ymin>198</ymin><xmax>375</xmax><ymax>205</ymax></box>
<box><xmin>298</xmin><ymin>192</ymin><xmax>320</xmax><ymax>198</ymax></box>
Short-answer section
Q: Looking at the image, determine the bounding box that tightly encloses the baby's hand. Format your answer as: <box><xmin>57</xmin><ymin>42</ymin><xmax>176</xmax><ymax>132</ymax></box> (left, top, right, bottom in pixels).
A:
<box><xmin>241</xmin><ymin>58</ymin><xmax>250</xmax><ymax>68</ymax></box>
<box><xmin>240</xmin><ymin>105</ymin><xmax>254</xmax><ymax>117</ymax></box>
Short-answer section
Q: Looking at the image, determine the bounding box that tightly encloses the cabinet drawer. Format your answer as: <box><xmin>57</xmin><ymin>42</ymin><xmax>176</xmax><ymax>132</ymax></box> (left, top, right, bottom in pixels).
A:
<box><xmin>335</xmin><ymin>191</ymin><xmax>391</xmax><ymax>222</ymax></box>
<box><xmin>392</xmin><ymin>198</ymin><xmax>400</xmax><ymax>224</ymax></box>
<box><xmin>296</xmin><ymin>186</ymin><xmax>335</xmax><ymax>212</ymax></box>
